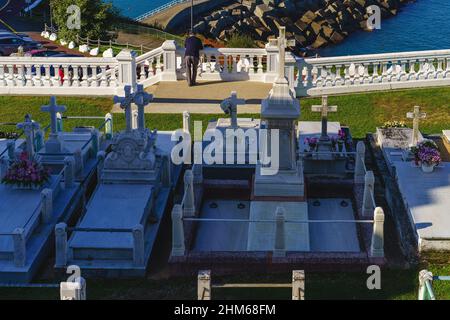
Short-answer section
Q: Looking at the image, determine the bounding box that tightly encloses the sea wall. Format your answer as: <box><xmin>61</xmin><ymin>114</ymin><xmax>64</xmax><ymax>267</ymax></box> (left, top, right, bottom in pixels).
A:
<box><xmin>165</xmin><ymin>0</ymin><xmax>234</xmax><ymax>33</ymax></box>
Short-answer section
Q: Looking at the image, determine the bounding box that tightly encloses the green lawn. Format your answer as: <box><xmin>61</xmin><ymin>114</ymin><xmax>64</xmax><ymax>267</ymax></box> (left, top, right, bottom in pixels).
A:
<box><xmin>1</xmin><ymin>87</ymin><xmax>449</xmax><ymax>139</ymax></box>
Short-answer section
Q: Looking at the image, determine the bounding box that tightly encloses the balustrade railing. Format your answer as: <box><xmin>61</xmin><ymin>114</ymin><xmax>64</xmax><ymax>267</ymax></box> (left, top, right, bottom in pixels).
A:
<box><xmin>1</xmin><ymin>41</ymin><xmax>449</xmax><ymax>97</ymax></box>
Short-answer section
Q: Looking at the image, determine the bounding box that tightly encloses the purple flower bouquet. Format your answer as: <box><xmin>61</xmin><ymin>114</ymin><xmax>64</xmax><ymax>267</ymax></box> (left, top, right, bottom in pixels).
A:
<box><xmin>1</xmin><ymin>152</ymin><xmax>51</xmax><ymax>189</ymax></box>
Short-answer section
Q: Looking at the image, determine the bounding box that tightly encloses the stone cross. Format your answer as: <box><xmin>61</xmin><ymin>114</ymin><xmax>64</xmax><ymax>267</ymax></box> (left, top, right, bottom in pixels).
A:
<box><xmin>269</xmin><ymin>27</ymin><xmax>295</xmax><ymax>81</ymax></box>
<box><xmin>311</xmin><ymin>96</ymin><xmax>338</xmax><ymax>141</ymax></box>
<box><xmin>133</xmin><ymin>84</ymin><xmax>153</xmax><ymax>131</ymax></box>
<box><xmin>114</xmin><ymin>85</ymin><xmax>134</xmax><ymax>132</ymax></box>
<box><xmin>41</xmin><ymin>96</ymin><xmax>67</xmax><ymax>136</ymax></box>
<box><xmin>220</xmin><ymin>91</ymin><xmax>245</xmax><ymax>128</ymax></box>
<box><xmin>407</xmin><ymin>106</ymin><xmax>427</xmax><ymax>146</ymax></box>
<box><xmin>17</xmin><ymin>114</ymin><xmax>40</xmax><ymax>158</ymax></box>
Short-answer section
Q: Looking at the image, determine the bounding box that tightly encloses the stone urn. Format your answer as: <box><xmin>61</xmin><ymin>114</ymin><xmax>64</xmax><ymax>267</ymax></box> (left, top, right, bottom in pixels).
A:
<box><xmin>421</xmin><ymin>163</ymin><xmax>436</xmax><ymax>173</ymax></box>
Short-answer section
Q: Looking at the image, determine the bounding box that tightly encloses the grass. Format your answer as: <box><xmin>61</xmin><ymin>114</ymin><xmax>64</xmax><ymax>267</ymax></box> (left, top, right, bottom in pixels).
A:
<box><xmin>1</xmin><ymin>88</ymin><xmax>449</xmax><ymax>139</ymax></box>
<box><xmin>0</xmin><ymin>87</ymin><xmax>449</xmax><ymax>300</ymax></box>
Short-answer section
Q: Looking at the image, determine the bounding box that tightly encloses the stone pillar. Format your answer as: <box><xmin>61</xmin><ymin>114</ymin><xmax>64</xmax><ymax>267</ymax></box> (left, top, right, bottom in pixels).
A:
<box><xmin>292</xmin><ymin>270</ymin><xmax>305</xmax><ymax>300</ymax></box>
<box><xmin>74</xmin><ymin>149</ymin><xmax>84</xmax><ymax>179</ymax></box>
<box><xmin>183</xmin><ymin>111</ymin><xmax>191</xmax><ymax>134</ymax></box>
<box><xmin>285</xmin><ymin>52</ymin><xmax>297</xmax><ymax>92</ymax></box>
<box><xmin>41</xmin><ymin>188</ymin><xmax>53</xmax><ymax>223</ymax></box>
<box><xmin>7</xmin><ymin>141</ymin><xmax>15</xmax><ymax>160</ymax></box>
<box><xmin>362</xmin><ymin>171</ymin><xmax>375</xmax><ymax>217</ymax></box>
<box><xmin>91</xmin><ymin>130</ymin><xmax>99</xmax><ymax>156</ymax></box>
<box><xmin>104</xmin><ymin>113</ymin><xmax>113</xmax><ymax>139</ymax></box>
<box><xmin>13</xmin><ymin>228</ymin><xmax>26</xmax><ymax>267</ymax></box>
<box><xmin>161</xmin><ymin>154</ymin><xmax>171</xmax><ymax>188</ymax></box>
<box><xmin>116</xmin><ymin>50</ymin><xmax>137</xmax><ymax>94</ymax></box>
<box><xmin>132</xmin><ymin>225</ymin><xmax>145</xmax><ymax>266</ymax></box>
<box><xmin>60</xmin><ymin>277</ymin><xmax>87</xmax><ymax>300</ymax></box>
<box><xmin>265</xmin><ymin>43</ymin><xmax>279</xmax><ymax>83</ymax></box>
<box><xmin>354</xmin><ymin>141</ymin><xmax>366</xmax><ymax>184</ymax></box>
<box><xmin>35</xmin><ymin>130</ymin><xmax>44</xmax><ymax>152</ymax></box>
<box><xmin>97</xmin><ymin>151</ymin><xmax>106</xmax><ymax>182</ymax></box>
<box><xmin>64</xmin><ymin>157</ymin><xmax>75</xmax><ymax>189</ymax></box>
<box><xmin>274</xmin><ymin>206</ymin><xmax>286</xmax><ymax>257</ymax></box>
<box><xmin>161</xmin><ymin>40</ymin><xmax>178</xmax><ymax>81</ymax></box>
<box><xmin>183</xmin><ymin>170</ymin><xmax>195</xmax><ymax>217</ymax></box>
<box><xmin>132</xmin><ymin>109</ymin><xmax>138</xmax><ymax>130</ymax></box>
<box><xmin>198</xmin><ymin>270</ymin><xmax>211</xmax><ymax>300</ymax></box>
<box><xmin>193</xmin><ymin>163</ymin><xmax>203</xmax><ymax>184</ymax></box>
<box><xmin>370</xmin><ymin>207</ymin><xmax>385</xmax><ymax>258</ymax></box>
<box><xmin>171</xmin><ymin>204</ymin><xmax>185</xmax><ymax>257</ymax></box>
<box><xmin>55</xmin><ymin>223</ymin><xmax>68</xmax><ymax>267</ymax></box>
<box><xmin>56</xmin><ymin>112</ymin><xmax>63</xmax><ymax>132</ymax></box>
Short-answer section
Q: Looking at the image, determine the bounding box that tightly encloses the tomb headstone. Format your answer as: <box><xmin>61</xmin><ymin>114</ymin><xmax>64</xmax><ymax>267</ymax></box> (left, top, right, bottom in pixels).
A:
<box><xmin>407</xmin><ymin>106</ymin><xmax>427</xmax><ymax>147</ymax></box>
<box><xmin>254</xmin><ymin>26</ymin><xmax>304</xmax><ymax>198</ymax></box>
<box><xmin>41</xmin><ymin>97</ymin><xmax>67</xmax><ymax>153</ymax></box>
<box><xmin>16</xmin><ymin>114</ymin><xmax>40</xmax><ymax>159</ymax></box>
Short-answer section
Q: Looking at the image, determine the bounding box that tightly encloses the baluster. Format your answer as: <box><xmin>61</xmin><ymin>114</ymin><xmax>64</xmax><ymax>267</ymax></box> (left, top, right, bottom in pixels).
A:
<box><xmin>316</xmin><ymin>66</ymin><xmax>323</xmax><ymax>86</ymax></box>
<box><xmin>205</xmin><ymin>55</ymin><xmax>211</xmax><ymax>73</ymax></box>
<box><xmin>445</xmin><ymin>58</ymin><xmax>450</xmax><ymax>78</ymax></box>
<box><xmin>399</xmin><ymin>60</ymin><xmax>407</xmax><ymax>81</ymax></box>
<box><xmin>25</xmin><ymin>64</ymin><xmax>33</xmax><ymax>87</ymax></box>
<box><xmin>363</xmin><ymin>64</ymin><xmax>370</xmax><ymax>84</ymax></box>
<box><xmin>156</xmin><ymin>54</ymin><xmax>162</xmax><ymax>74</ymax></box>
<box><xmin>140</xmin><ymin>62</ymin><xmax>147</xmax><ymax>80</ymax></box>
<box><xmin>223</xmin><ymin>55</ymin><xmax>229</xmax><ymax>73</ymax></box>
<box><xmin>257</xmin><ymin>55</ymin><xmax>263</xmax><ymax>74</ymax></box>
<box><xmin>407</xmin><ymin>60</ymin><xmax>416</xmax><ymax>81</ymax></box>
<box><xmin>232</xmin><ymin>55</ymin><xmax>237</xmax><ymax>74</ymax></box>
<box><xmin>100</xmin><ymin>65</ymin><xmax>108</xmax><ymax>87</ymax></box>
<box><xmin>34</xmin><ymin>64</ymin><xmax>42</xmax><ymax>87</ymax></box>
<box><xmin>110</xmin><ymin>66</ymin><xmax>117</xmax><ymax>87</ymax></box>
<box><xmin>334</xmin><ymin>64</ymin><xmax>342</xmax><ymax>86</ymax></box>
<box><xmin>372</xmin><ymin>63</ymin><xmax>379</xmax><ymax>83</ymax></box>
<box><xmin>436</xmin><ymin>58</ymin><xmax>444</xmax><ymax>79</ymax></box>
<box><xmin>0</xmin><ymin>64</ymin><xmax>6</xmax><ymax>86</ymax></box>
<box><xmin>63</xmin><ymin>65</ymin><xmax>71</xmax><ymax>87</ymax></box>
<box><xmin>73</xmin><ymin>66</ymin><xmax>81</xmax><ymax>87</ymax></box>
<box><xmin>16</xmin><ymin>64</ymin><xmax>25</xmax><ymax>87</ymax></box>
<box><xmin>417</xmin><ymin>60</ymin><xmax>426</xmax><ymax>80</ymax></box>
<box><xmin>7</xmin><ymin>64</ymin><xmax>16</xmax><ymax>86</ymax></box>
<box><xmin>44</xmin><ymin>65</ymin><xmax>51</xmax><ymax>87</ymax></box>
<box><xmin>213</xmin><ymin>55</ymin><xmax>220</xmax><ymax>73</ymax></box>
<box><xmin>82</xmin><ymin>65</ymin><xmax>89</xmax><ymax>87</ymax></box>
<box><xmin>324</xmin><ymin>65</ymin><xmax>333</xmax><ymax>86</ymax></box>
<box><xmin>249</xmin><ymin>55</ymin><xmax>255</xmax><ymax>75</ymax></box>
<box><xmin>92</xmin><ymin>65</ymin><xmax>99</xmax><ymax>87</ymax></box>
<box><xmin>343</xmin><ymin>64</ymin><xmax>351</xmax><ymax>85</ymax></box>
<box><xmin>381</xmin><ymin>62</ymin><xmax>389</xmax><ymax>82</ymax></box>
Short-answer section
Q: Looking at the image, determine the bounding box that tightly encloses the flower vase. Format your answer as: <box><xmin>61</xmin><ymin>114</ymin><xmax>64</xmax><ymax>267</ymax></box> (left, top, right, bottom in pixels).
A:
<box><xmin>421</xmin><ymin>163</ymin><xmax>435</xmax><ymax>173</ymax></box>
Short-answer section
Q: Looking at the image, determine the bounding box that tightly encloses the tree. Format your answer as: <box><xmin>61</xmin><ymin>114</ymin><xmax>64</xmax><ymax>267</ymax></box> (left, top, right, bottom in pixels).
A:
<box><xmin>50</xmin><ymin>0</ymin><xmax>119</xmax><ymax>41</ymax></box>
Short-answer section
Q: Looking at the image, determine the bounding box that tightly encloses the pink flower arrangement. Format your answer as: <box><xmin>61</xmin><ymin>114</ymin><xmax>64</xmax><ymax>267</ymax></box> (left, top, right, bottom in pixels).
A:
<box><xmin>1</xmin><ymin>152</ymin><xmax>51</xmax><ymax>188</ymax></box>
<box><xmin>417</xmin><ymin>147</ymin><xmax>441</xmax><ymax>166</ymax></box>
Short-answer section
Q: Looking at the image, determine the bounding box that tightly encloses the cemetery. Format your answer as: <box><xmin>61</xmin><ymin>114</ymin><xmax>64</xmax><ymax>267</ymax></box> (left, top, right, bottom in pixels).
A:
<box><xmin>0</xmin><ymin>25</ymin><xmax>449</xmax><ymax>299</ymax></box>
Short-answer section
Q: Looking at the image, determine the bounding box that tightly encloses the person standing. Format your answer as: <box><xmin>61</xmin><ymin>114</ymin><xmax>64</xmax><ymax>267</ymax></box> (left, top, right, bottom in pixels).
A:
<box><xmin>184</xmin><ymin>30</ymin><xmax>203</xmax><ymax>86</ymax></box>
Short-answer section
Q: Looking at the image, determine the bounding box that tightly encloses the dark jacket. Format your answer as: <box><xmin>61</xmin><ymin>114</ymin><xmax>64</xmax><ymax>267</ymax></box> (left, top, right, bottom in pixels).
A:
<box><xmin>184</xmin><ymin>36</ymin><xmax>203</xmax><ymax>58</ymax></box>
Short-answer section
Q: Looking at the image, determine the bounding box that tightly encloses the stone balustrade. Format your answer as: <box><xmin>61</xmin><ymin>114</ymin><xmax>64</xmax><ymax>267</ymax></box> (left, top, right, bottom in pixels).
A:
<box><xmin>296</xmin><ymin>49</ymin><xmax>450</xmax><ymax>96</ymax></box>
<box><xmin>1</xmin><ymin>40</ymin><xmax>449</xmax><ymax>97</ymax></box>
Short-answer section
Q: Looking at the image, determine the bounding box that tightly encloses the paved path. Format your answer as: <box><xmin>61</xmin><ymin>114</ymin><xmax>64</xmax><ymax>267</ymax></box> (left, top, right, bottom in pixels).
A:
<box><xmin>113</xmin><ymin>80</ymin><xmax>272</xmax><ymax>114</ymax></box>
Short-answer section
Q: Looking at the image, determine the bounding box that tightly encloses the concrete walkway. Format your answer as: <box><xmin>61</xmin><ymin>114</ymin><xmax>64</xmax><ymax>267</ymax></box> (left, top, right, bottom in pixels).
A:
<box><xmin>113</xmin><ymin>80</ymin><xmax>272</xmax><ymax>114</ymax></box>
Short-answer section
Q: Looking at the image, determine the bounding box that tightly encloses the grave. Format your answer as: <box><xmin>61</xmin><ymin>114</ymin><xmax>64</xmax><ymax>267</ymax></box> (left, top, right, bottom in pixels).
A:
<box><xmin>376</xmin><ymin>106</ymin><xmax>426</xmax><ymax>174</ymax></box>
<box><xmin>55</xmin><ymin>85</ymin><xmax>182</xmax><ymax>277</ymax></box>
<box><xmin>0</xmin><ymin>114</ymin><xmax>83</xmax><ymax>283</ymax></box>
<box><xmin>374</xmin><ymin>106</ymin><xmax>450</xmax><ymax>252</ymax></box>
<box><xmin>36</xmin><ymin>97</ymin><xmax>112</xmax><ymax>182</ymax></box>
<box><xmin>169</xmin><ymin>28</ymin><xmax>382</xmax><ymax>274</ymax></box>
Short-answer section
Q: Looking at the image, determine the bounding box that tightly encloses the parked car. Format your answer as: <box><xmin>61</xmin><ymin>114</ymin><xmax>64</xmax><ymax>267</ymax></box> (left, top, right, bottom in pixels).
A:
<box><xmin>25</xmin><ymin>49</ymin><xmax>65</xmax><ymax>57</ymax></box>
<box><xmin>0</xmin><ymin>35</ymin><xmax>42</xmax><ymax>56</ymax></box>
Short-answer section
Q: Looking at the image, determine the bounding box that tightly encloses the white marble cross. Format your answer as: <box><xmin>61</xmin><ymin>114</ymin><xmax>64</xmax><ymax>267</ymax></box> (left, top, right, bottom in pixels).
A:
<box><xmin>220</xmin><ymin>91</ymin><xmax>245</xmax><ymax>128</ymax></box>
<box><xmin>407</xmin><ymin>106</ymin><xmax>427</xmax><ymax>146</ymax></box>
<box><xmin>41</xmin><ymin>96</ymin><xmax>67</xmax><ymax>135</ymax></box>
<box><xmin>17</xmin><ymin>114</ymin><xmax>40</xmax><ymax>158</ymax></box>
<box><xmin>133</xmin><ymin>84</ymin><xmax>153</xmax><ymax>131</ymax></box>
<box><xmin>269</xmin><ymin>27</ymin><xmax>295</xmax><ymax>81</ymax></box>
<box><xmin>311</xmin><ymin>96</ymin><xmax>338</xmax><ymax>140</ymax></box>
<box><xmin>114</xmin><ymin>85</ymin><xmax>134</xmax><ymax>132</ymax></box>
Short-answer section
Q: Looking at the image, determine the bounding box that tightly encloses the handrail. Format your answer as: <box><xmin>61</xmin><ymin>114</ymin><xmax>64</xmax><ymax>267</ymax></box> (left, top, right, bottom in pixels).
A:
<box><xmin>135</xmin><ymin>0</ymin><xmax>188</xmax><ymax>21</ymax></box>
<box><xmin>183</xmin><ymin>218</ymin><xmax>374</xmax><ymax>223</ymax></box>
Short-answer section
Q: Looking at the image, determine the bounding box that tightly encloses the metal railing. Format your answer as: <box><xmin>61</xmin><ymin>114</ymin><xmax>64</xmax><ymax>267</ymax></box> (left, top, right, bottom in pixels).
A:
<box><xmin>135</xmin><ymin>0</ymin><xmax>188</xmax><ymax>21</ymax></box>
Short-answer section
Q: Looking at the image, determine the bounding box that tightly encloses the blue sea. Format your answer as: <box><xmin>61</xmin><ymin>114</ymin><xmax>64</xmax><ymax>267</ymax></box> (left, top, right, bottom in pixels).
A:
<box><xmin>112</xmin><ymin>0</ymin><xmax>450</xmax><ymax>57</ymax></box>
